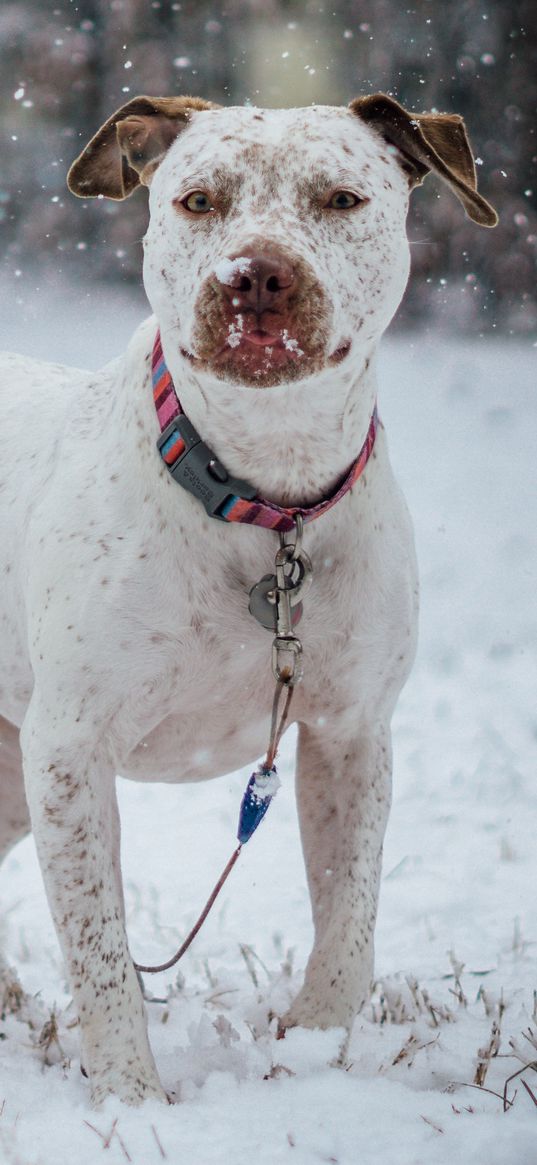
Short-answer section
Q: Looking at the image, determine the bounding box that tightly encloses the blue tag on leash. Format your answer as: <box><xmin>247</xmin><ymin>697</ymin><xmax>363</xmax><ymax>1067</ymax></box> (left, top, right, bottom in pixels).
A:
<box><xmin>237</xmin><ymin>765</ymin><xmax>281</xmax><ymax>844</ymax></box>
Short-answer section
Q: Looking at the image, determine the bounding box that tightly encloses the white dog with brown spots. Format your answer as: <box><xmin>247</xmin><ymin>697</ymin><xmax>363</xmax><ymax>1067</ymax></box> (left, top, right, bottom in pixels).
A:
<box><xmin>0</xmin><ymin>93</ymin><xmax>496</xmax><ymax>1105</ymax></box>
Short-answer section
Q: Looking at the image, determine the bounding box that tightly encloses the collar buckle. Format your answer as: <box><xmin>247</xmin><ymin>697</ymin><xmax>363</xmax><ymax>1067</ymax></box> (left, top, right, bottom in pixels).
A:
<box><xmin>157</xmin><ymin>415</ymin><xmax>257</xmax><ymax>521</ymax></box>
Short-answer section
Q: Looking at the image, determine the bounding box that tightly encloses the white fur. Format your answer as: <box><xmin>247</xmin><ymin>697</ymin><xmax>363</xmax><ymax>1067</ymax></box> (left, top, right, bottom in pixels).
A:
<box><xmin>0</xmin><ymin>104</ymin><xmax>418</xmax><ymax>1105</ymax></box>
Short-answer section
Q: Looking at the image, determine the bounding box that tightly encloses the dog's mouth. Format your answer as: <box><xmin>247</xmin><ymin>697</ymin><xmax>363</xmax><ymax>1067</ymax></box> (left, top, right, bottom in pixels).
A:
<box><xmin>329</xmin><ymin>340</ymin><xmax>352</xmax><ymax>365</ymax></box>
<box><xmin>181</xmin><ymin>324</ymin><xmax>350</xmax><ymax>385</ymax></box>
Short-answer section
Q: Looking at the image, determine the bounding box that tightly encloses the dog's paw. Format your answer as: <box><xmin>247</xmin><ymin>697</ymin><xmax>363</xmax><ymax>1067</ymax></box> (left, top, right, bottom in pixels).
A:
<box><xmin>277</xmin><ymin>993</ymin><xmax>351</xmax><ymax>1067</ymax></box>
<box><xmin>278</xmin><ymin>984</ymin><xmax>358</xmax><ymax>1036</ymax></box>
<box><xmin>89</xmin><ymin>1067</ymin><xmax>168</xmax><ymax>1107</ymax></box>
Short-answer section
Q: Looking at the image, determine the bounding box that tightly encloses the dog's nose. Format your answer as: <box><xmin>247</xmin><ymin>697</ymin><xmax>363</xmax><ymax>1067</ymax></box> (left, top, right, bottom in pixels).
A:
<box><xmin>217</xmin><ymin>253</ymin><xmax>296</xmax><ymax>314</ymax></box>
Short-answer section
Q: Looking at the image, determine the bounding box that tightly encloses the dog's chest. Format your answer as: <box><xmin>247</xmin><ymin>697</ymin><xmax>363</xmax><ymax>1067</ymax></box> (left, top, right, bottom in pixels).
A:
<box><xmin>116</xmin><ymin>515</ymin><xmax>364</xmax><ymax>783</ymax></box>
<box><xmin>120</xmin><ymin>586</ymin><xmax>295</xmax><ymax>783</ymax></box>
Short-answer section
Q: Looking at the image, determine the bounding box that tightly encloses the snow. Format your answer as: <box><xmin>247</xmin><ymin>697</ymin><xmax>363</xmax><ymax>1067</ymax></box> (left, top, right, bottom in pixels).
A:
<box><xmin>1</xmin><ymin>278</ymin><xmax>536</xmax><ymax>1163</ymax></box>
<box><xmin>213</xmin><ymin>256</ymin><xmax>253</xmax><ymax>284</ymax></box>
<box><xmin>249</xmin><ymin>766</ymin><xmax>281</xmax><ymax>802</ymax></box>
<box><xmin>227</xmin><ymin>315</ymin><xmax>244</xmax><ymax>347</ymax></box>
<box><xmin>281</xmin><ymin>329</ymin><xmax>304</xmax><ymax>355</ymax></box>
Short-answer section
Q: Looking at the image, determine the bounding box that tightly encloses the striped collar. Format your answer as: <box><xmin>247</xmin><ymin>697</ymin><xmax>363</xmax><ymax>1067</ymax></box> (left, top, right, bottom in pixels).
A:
<box><xmin>152</xmin><ymin>330</ymin><xmax>378</xmax><ymax>533</ymax></box>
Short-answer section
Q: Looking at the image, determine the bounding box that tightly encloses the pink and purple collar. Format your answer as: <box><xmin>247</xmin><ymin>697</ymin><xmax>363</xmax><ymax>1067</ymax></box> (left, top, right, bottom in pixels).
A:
<box><xmin>152</xmin><ymin>330</ymin><xmax>378</xmax><ymax>534</ymax></box>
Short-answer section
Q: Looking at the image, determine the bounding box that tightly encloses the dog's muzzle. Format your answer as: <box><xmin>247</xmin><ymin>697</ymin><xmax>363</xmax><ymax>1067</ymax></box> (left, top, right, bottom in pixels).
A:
<box><xmin>188</xmin><ymin>244</ymin><xmax>333</xmax><ymax>387</ymax></box>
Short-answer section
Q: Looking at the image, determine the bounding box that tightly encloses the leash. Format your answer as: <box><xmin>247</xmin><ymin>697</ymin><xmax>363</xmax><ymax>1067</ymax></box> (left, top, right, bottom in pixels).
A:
<box><xmin>132</xmin><ymin>334</ymin><xmax>378</xmax><ymax>974</ymax></box>
<box><xmin>133</xmin><ymin>524</ymin><xmax>302</xmax><ymax>975</ymax></box>
<box><xmin>134</xmin><ymin>678</ymin><xmax>295</xmax><ymax>975</ymax></box>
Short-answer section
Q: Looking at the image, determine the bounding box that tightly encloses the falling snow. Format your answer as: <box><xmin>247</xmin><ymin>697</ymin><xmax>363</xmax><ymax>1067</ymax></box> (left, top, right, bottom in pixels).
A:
<box><xmin>0</xmin><ymin>1</ymin><xmax>535</xmax><ymax>1158</ymax></box>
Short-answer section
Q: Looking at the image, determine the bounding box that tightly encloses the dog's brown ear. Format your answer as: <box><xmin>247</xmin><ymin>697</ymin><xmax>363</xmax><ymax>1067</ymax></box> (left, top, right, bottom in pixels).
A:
<box><xmin>350</xmin><ymin>93</ymin><xmax>498</xmax><ymax>227</ymax></box>
<box><xmin>67</xmin><ymin>95</ymin><xmax>218</xmax><ymax>200</ymax></box>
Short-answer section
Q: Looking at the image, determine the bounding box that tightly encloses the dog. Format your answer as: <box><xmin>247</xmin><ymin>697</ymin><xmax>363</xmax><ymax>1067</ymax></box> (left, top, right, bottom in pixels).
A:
<box><xmin>0</xmin><ymin>93</ymin><xmax>496</xmax><ymax>1105</ymax></box>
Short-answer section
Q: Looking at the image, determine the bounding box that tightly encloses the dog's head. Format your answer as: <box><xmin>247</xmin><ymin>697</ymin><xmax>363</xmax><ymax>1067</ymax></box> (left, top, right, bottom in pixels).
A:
<box><xmin>69</xmin><ymin>94</ymin><xmax>496</xmax><ymax>389</ymax></box>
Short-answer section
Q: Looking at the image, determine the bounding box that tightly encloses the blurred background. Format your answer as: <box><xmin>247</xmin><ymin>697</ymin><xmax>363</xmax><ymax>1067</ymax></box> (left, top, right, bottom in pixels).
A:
<box><xmin>0</xmin><ymin>0</ymin><xmax>535</xmax><ymax>334</ymax></box>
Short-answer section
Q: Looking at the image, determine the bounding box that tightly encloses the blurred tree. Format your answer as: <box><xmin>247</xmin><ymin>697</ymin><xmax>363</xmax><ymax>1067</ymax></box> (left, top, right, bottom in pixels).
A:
<box><xmin>0</xmin><ymin>0</ymin><xmax>535</xmax><ymax>332</ymax></box>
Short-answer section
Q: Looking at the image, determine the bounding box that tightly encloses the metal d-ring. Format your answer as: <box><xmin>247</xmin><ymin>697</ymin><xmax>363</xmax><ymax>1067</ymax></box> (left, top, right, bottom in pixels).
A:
<box><xmin>280</xmin><ymin>513</ymin><xmax>304</xmax><ymax>562</ymax></box>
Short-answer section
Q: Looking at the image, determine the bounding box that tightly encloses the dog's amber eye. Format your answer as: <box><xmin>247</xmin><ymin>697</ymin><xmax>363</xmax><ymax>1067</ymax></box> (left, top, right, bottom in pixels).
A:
<box><xmin>326</xmin><ymin>190</ymin><xmax>362</xmax><ymax>210</ymax></box>
<box><xmin>182</xmin><ymin>191</ymin><xmax>215</xmax><ymax>214</ymax></box>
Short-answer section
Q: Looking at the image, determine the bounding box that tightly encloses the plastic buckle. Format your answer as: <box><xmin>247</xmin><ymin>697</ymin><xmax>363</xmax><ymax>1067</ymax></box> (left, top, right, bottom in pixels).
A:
<box><xmin>157</xmin><ymin>415</ymin><xmax>257</xmax><ymax>520</ymax></box>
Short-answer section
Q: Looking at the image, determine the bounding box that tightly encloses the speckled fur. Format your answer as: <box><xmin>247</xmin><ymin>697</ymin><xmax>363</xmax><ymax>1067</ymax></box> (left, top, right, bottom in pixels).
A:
<box><xmin>0</xmin><ymin>103</ymin><xmax>421</xmax><ymax>1105</ymax></box>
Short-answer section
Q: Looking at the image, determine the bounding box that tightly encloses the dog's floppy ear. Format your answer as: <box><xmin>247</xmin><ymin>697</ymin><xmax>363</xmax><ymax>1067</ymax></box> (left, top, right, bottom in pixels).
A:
<box><xmin>350</xmin><ymin>93</ymin><xmax>498</xmax><ymax>227</ymax></box>
<box><xmin>67</xmin><ymin>95</ymin><xmax>219</xmax><ymax>200</ymax></box>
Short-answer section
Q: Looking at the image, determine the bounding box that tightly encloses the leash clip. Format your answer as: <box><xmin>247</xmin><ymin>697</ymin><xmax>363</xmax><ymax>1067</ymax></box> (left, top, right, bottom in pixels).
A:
<box><xmin>270</xmin><ymin>517</ymin><xmax>308</xmax><ymax>685</ymax></box>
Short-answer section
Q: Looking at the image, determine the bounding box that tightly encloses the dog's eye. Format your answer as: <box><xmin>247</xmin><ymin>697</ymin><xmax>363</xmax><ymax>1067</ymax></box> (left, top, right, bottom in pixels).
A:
<box><xmin>182</xmin><ymin>191</ymin><xmax>215</xmax><ymax>214</ymax></box>
<box><xmin>326</xmin><ymin>190</ymin><xmax>363</xmax><ymax>210</ymax></box>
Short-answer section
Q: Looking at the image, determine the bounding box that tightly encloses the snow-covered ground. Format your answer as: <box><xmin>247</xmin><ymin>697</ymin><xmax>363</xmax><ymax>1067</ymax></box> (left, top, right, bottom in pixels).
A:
<box><xmin>0</xmin><ymin>277</ymin><xmax>536</xmax><ymax>1164</ymax></box>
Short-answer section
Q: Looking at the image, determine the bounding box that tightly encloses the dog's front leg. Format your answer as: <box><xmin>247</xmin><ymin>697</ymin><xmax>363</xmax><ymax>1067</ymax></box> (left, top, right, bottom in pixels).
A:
<box><xmin>281</xmin><ymin>717</ymin><xmax>392</xmax><ymax>1033</ymax></box>
<box><xmin>21</xmin><ymin>702</ymin><xmax>166</xmax><ymax>1106</ymax></box>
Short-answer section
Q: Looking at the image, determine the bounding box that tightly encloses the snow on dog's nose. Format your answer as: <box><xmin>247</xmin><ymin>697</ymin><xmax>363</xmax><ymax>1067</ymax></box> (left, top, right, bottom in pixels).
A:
<box><xmin>214</xmin><ymin>252</ymin><xmax>296</xmax><ymax>316</ymax></box>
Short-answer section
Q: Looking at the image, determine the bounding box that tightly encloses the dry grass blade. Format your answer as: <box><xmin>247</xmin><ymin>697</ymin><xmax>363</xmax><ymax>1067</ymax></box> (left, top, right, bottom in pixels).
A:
<box><xmin>35</xmin><ymin>1007</ymin><xmax>66</xmax><ymax>1067</ymax></box>
<box><xmin>502</xmin><ymin>1063</ymin><xmax>537</xmax><ymax>1113</ymax></box>
<box><xmin>213</xmin><ymin>1013</ymin><xmax>240</xmax><ymax>1047</ymax></box>
<box><xmin>392</xmin><ymin>1033</ymin><xmax>419</xmax><ymax>1066</ymax></box>
<box><xmin>407</xmin><ymin>976</ymin><xmax>453</xmax><ymax>1027</ymax></box>
<box><xmin>204</xmin><ymin>988</ymin><xmax>239</xmax><ymax>1009</ymax></box>
<box><xmin>450</xmin><ymin>1080</ymin><xmax>514</xmax><ymax>1109</ymax></box>
<box><xmin>522</xmin><ymin>1027</ymin><xmax>537</xmax><ymax>1055</ymax></box>
<box><xmin>280</xmin><ymin>946</ymin><xmax>295</xmax><ymax>979</ymax></box>
<box><xmin>242</xmin><ymin>943</ymin><xmax>272</xmax><ymax>982</ymax></box>
<box><xmin>391</xmin><ymin>1032</ymin><xmax>439</xmax><ymax>1068</ymax></box>
<box><xmin>151</xmin><ymin>1124</ymin><xmax>167</xmax><ymax>1159</ymax></box>
<box><xmin>447</xmin><ymin>950</ymin><xmax>468</xmax><ymax>1008</ymax></box>
<box><xmin>203</xmin><ymin>958</ymin><xmax>217</xmax><ymax>989</ymax></box>
<box><xmin>477</xmin><ymin>987</ymin><xmax>505</xmax><ymax>1021</ymax></box>
<box><xmin>238</xmin><ymin>941</ymin><xmax>259</xmax><ymax>987</ymax></box>
<box><xmin>420</xmin><ymin>1114</ymin><xmax>444</xmax><ymax>1134</ymax></box>
<box><xmin>521</xmin><ymin>1079</ymin><xmax>537</xmax><ymax>1108</ymax></box>
<box><xmin>473</xmin><ymin>1018</ymin><xmax>501</xmax><ymax>1087</ymax></box>
<box><xmin>0</xmin><ymin>974</ymin><xmax>25</xmax><ymax>1019</ymax></box>
<box><xmin>264</xmin><ymin>1063</ymin><xmax>296</xmax><ymax>1080</ymax></box>
<box><xmin>508</xmin><ymin>1027</ymin><xmax>537</xmax><ymax>1069</ymax></box>
<box><xmin>83</xmin><ymin>1119</ymin><xmax>132</xmax><ymax>1161</ymax></box>
<box><xmin>512</xmin><ymin>916</ymin><xmax>524</xmax><ymax>956</ymax></box>
<box><xmin>372</xmin><ymin>976</ymin><xmax>454</xmax><ymax>1028</ymax></box>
